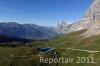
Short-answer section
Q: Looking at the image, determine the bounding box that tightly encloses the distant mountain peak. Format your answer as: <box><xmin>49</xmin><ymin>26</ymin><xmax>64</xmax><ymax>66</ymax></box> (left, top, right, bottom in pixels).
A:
<box><xmin>58</xmin><ymin>21</ymin><xmax>68</xmax><ymax>26</ymax></box>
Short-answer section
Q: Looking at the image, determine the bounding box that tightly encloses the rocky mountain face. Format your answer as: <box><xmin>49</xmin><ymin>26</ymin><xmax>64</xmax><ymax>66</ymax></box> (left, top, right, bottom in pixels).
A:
<box><xmin>0</xmin><ymin>22</ymin><xmax>58</xmax><ymax>39</ymax></box>
<box><xmin>82</xmin><ymin>0</ymin><xmax>100</xmax><ymax>37</ymax></box>
<box><xmin>55</xmin><ymin>22</ymin><xmax>69</xmax><ymax>34</ymax></box>
<box><xmin>56</xmin><ymin>0</ymin><xmax>100</xmax><ymax>37</ymax></box>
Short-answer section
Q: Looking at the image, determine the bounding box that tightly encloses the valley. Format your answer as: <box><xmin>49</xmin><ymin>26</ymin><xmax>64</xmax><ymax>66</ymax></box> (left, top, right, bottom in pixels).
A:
<box><xmin>0</xmin><ymin>29</ymin><xmax>100</xmax><ymax>66</ymax></box>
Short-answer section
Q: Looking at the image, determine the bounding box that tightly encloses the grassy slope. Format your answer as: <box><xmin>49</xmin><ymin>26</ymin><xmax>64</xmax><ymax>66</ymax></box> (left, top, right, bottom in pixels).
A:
<box><xmin>49</xmin><ymin>29</ymin><xmax>100</xmax><ymax>50</ymax></box>
<box><xmin>0</xmin><ymin>29</ymin><xmax>100</xmax><ymax>66</ymax></box>
<box><xmin>48</xmin><ymin>30</ymin><xmax>100</xmax><ymax>66</ymax></box>
<box><xmin>0</xmin><ymin>46</ymin><xmax>57</xmax><ymax>66</ymax></box>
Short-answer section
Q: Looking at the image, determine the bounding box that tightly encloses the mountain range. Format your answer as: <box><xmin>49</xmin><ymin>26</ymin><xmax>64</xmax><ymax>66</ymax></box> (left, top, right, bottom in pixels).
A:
<box><xmin>0</xmin><ymin>22</ymin><xmax>58</xmax><ymax>39</ymax></box>
<box><xmin>0</xmin><ymin>0</ymin><xmax>100</xmax><ymax>40</ymax></box>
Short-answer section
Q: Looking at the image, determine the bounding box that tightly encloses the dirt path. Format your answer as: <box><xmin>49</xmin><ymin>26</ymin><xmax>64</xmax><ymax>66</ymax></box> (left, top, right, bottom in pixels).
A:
<box><xmin>67</xmin><ymin>48</ymin><xmax>99</xmax><ymax>53</ymax></box>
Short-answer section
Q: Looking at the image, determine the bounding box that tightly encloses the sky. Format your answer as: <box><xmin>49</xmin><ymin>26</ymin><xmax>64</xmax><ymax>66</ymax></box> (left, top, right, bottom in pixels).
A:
<box><xmin>0</xmin><ymin>0</ymin><xmax>93</xmax><ymax>26</ymax></box>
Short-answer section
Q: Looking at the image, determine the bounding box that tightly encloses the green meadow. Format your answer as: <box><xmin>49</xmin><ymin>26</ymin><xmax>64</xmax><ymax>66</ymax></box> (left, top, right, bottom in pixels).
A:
<box><xmin>0</xmin><ymin>30</ymin><xmax>100</xmax><ymax>66</ymax></box>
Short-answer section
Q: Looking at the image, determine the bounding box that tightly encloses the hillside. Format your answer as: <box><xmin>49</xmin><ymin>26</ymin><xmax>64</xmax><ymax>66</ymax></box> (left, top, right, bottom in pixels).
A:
<box><xmin>48</xmin><ymin>29</ymin><xmax>100</xmax><ymax>66</ymax></box>
<box><xmin>0</xmin><ymin>30</ymin><xmax>100</xmax><ymax>66</ymax></box>
<box><xmin>49</xmin><ymin>29</ymin><xmax>100</xmax><ymax>50</ymax></box>
<box><xmin>0</xmin><ymin>35</ymin><xmax>35</xmax><ymax>47</ymax></box>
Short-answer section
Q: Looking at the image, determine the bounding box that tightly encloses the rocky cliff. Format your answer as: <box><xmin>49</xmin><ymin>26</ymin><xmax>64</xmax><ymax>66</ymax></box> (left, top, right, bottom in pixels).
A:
<box><xmin>56</xmin><ymin>0</ymin><xmax>100</xmax><ymax>37</ymax></box>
